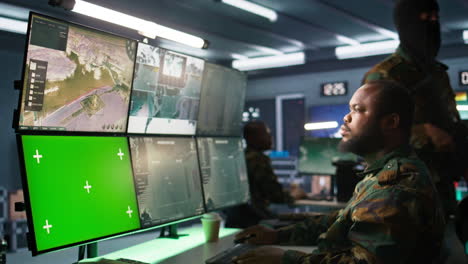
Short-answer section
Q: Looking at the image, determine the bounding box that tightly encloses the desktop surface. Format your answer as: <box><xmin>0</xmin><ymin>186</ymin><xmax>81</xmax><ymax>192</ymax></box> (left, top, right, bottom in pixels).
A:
<box><xmin>79</xmin><ymin>224</ymin><xmax>316</xmax><ymax>264</ymax></box>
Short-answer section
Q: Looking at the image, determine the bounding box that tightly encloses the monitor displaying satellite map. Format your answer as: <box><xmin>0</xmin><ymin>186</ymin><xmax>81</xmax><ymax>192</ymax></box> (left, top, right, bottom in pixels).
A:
<box><xmin>129</xmin><ymin>137</ymin><xmax>204</xmax><ymax>227</ymax></box>
<box><xmin>128</xmin><ymin>43</ymin><xmax>205</xmax><ymax>135</ymax></box>
<box><xmin>197</xmin><ymin>137</ymin><xmax>250</xmax><ymax>211</ymax></box>
<box><xmin>19</xmin><ymin>135</ymin><xmax>140</xmax><ymax>255</ymax></box>
<box><xmin>197</xmin><ymin>63</ymin><xmax>247</xmax><ymax>136</ymax></box>
<box><xmin>18</xmin><ymin>13</ymin><xmax>136</xmax><ymax>133</ymax></box>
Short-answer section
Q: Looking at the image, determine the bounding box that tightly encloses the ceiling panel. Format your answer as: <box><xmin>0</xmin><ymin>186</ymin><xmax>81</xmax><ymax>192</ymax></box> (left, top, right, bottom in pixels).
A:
<box><xmin>1</xmin><ymin>0</ymin><xmax>467</xmax><ymax>76</ymax></box>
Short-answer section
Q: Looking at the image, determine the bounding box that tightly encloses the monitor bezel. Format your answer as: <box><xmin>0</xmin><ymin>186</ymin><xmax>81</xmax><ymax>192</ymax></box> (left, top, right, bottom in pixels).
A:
<box><xmin>195</xmin><ymin>136</ymin><xmax>251</xmax><ymax>213</ymax></box>
<box><xmin>15</xmin><ymin>12</ymin><xmax>138</xmax><ymax>136</ymax></box>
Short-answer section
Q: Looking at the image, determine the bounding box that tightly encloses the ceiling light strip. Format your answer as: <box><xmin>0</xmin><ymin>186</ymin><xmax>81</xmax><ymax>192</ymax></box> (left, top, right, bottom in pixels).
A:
<box><xmin>221</xmin><ymin>0</ymin><xmax>277</xmax><ymax>22</ymax></box>
<box><xmin>335</xmin><ymin>40</ymin><xmax>399</xmax><ymax>60</ymax></box>
<box><xmin>72</xmin><ymin>0</ymin><xmax>206</xmax><ymax>48</ymax></box>
<box><xmin>304</xmin><ymin>121</ymin><xmax>339</xmax><ymax>130</ymax></box>
<box><xmin>232</xmin><ymin>52</ymin><xmax>305</xmax><ymax>71</ymax></box>
<box><xmin>0</xmin><ymin>16</ymin><xmax>27</xmax><ymax>34</ymax></box>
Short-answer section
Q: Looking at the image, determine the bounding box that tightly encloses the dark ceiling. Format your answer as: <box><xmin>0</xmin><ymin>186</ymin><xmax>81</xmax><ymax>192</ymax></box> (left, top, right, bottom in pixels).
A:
<box><xmin>2</xmin><ymin>0</ymin><xmax>468</xmax><ymax>77</ymax></box>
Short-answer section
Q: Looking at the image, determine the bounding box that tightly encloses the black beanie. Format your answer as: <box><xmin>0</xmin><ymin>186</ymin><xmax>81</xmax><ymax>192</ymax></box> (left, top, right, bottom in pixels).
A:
<box><xmin>394</xmin><ymin>0</ymin><xmax>440</xmax><ymax>66</ymax></box>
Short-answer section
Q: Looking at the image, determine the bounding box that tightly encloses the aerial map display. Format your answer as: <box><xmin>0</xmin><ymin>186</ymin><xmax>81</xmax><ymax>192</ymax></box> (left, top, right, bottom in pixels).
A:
<box><xmin>20</xmin><ymin>135</ymin><xmax>140</xmax><ymax>254</ymax></box>
<box><xmin>18</xmin><ymin>14</ymin><xmax>136</xmax><ymax>132</ymax></box>
<box><xmin>197</xmin><ymin>63</ymin><xmax>247</xmax><ymax>136</ymax></box>
<box><xmin>128</xmin><ymin>43</ymin><xmax>204</xmax><ymax>135</ymax></box>
<box><xmin>197</xmin><ymin>137</ymin><xmax>250</xmax><ymax>210</ymax></box>
<box><xmin>129</xmin><ymin>137</ymin><xmax>204</xmax><ymax>227</ymax></box>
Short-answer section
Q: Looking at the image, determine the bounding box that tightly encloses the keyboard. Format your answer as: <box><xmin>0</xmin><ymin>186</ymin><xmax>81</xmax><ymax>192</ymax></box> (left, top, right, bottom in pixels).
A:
<box><xmin>205</xmin><ymin>243</ymin><xmax>258</xmax><ymax>264</ymax></box>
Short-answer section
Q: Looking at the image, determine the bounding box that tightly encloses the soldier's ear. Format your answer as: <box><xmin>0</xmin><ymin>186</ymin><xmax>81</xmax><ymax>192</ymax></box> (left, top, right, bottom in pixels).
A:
<box><xmin>381</xmin><ymin>113</ymin><xmax>400</xmax><ymax>131</ymax></box>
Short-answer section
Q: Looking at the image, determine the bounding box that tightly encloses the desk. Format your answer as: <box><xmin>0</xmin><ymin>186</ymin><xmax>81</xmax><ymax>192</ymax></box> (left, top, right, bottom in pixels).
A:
<box><xmin>80</xmin><ymin>224</ymin><xmax>316</xmax><ymax>264</ymax></box>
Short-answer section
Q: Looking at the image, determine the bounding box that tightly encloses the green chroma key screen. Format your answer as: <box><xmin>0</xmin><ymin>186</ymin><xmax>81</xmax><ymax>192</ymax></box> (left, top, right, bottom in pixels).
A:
<box><xmin>20</xmin><ymin>135</ymin><xmax>141</xmax><ymax>254</ymax></box>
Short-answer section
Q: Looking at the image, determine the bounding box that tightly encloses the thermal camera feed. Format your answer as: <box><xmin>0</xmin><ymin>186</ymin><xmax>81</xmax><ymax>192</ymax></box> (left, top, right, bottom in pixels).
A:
<box><xmin>128</xmin><ymin>43</ymin><xmax>204</xmax><ymax>135</ymax></box>
<box><xmin>197</xmin><ymin>137</ymin><xmax>250</xmax><ymax>210</ymax></box>
<box><xmin>129</xmin><ymin>137</ymin><xmax>204</xmax><ymax>227</ymax></box>
<box><xmin>20</xmin><ymin>135</ymin><xmax>140</xmax><ymax>253</ymax></box>
<box><xmin>18</xmin><ymin>14</ymin><xmax>136</xmax><ymax>132</ymax></box>
<box><xmin>197</xmin><ymin>63</ymin><xmax>247</xmax><ymax>136</ymax></box>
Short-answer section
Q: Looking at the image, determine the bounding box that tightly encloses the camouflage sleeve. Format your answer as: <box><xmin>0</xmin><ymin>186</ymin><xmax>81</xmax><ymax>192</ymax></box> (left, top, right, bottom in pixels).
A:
<box><xmin>282</xmin><ymin>159</ymin><xmax>443</xmax><ymax>264</ymax></box>
<box><xmin>250</xmin><ymin>154</ymin><xmax>294</xmax><ymax>204</ymax></box>
<box><xmin>276</xmin><ymin>210</ymin><xmax>339</xmax><ymax>245</ymax></box>
<box><xmin>282</xmin><ymin>244</ymin><xmax>380</xmax><ymax>264</ymax></box>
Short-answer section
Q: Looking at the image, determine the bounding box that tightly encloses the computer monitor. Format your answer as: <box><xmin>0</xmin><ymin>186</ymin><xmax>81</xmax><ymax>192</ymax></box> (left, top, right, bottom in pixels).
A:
<box><xmin>17</xmin><ymin>13</ymin><xmax>137</xmax><ymax>133</ymax></box>
<box><xmin>196</xmin><ymin>137</ymin><xmax>250</xmax><ymax>211</ymax></box>
<box><xmin>196</xmin><ymin>63</ymin><xmax>247</xmax><ymax>136</ymax></box>
<box><xmin>128</xmin><ymin>43</ymin><xmax>205</xmax><ymax>135</ymax></box>
<box><xmin>129</xmin><ymin>137</ymin><xmax>205</xmax><ymax>227</ymax></box>
<box><xmin>18</xmin><ymin>135</ymin><xmax>140</xmax><ymax>255</ymax></box>
<box><xmin>298</xmin><ymin>137</ymin><xmax>358</xmax><ymax>175</ymax></box>
<box><xmin>302</xmin><ymin>174</ymin><xmax>334</xmax><ymax>200</ymax></box>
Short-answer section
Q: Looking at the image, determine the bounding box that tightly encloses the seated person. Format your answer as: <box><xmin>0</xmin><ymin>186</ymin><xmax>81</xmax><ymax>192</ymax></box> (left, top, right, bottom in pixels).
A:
<box><xmin>224</xmin><ymin>121</ymin><xmax>306</xmax><ymax>228</ymax></box>
<box><xmin>233</xmin><ymin>80</ymin><xmax>445</xmax><ymax>263</ymax></box>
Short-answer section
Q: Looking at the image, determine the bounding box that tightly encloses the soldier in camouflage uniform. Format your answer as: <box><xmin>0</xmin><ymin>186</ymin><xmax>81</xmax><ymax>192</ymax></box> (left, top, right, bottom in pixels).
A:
<box><xmin>362</xmin><ymin>0</ymin><xmax>464</xmax><ymax>218</ymax></box>
<box><xmin>233</xmin><ymin>81</ymin><xmax>445</xmax><ymax>264</ymax></box>
<box><xmin>224</xmin><ymin>121</ymin><xmax>303</xmax><ymax>228</ymax></box>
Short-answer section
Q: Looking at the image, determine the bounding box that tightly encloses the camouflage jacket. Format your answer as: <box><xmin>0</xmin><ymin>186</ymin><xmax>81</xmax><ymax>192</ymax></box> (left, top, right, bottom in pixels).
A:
<box><xmin>362</xmin><ymin>47</ymin><xmax>463</xmax><ymax>216</ymax></box>
<box><xmin>362</xmin><ymin>46</ymin><xmax>460</xmax><ymax>150</ymax></box>
<box><xmin>278</xmin><ymin>146</ymin><xmax>445</xmax><ymax>264</ymax></box>
<box><xmin>245</xmin><ymin>148</ymin><xmax>294</xmax><ymax>218</ymax></box>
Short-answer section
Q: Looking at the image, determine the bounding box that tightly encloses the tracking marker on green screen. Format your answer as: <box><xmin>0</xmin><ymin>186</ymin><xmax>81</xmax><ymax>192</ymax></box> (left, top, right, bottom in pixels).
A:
<box><xmin>21</xmin><ymin>135</ymin><xmax>141</xmax><ymax>253</ymax></box>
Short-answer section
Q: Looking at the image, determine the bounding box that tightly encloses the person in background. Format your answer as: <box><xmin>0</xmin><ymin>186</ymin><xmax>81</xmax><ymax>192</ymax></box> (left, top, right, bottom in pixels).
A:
<box><xmin>362</xmin><ymin>0</ymin><xmax>468</xmax><ymax>219</ymax></box>
<box><xmin>224</xmin><ymin>121</ymin><xmax>306</xmax><ymax>228</ymax></box>
<box><xmin>232</xmin><ymin>80</ymin><xmax>445</xmax><ymax>264</ymax></box>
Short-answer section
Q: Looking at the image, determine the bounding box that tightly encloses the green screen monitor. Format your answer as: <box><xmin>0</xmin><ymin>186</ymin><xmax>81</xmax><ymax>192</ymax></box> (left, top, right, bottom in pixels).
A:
<box><xmin>196</xmin><ymin>63</ymin><xmax>247</xmax><ymax>136</ymax></box>
<box><xmin>17</xmin><ymin>13</ymin><xmax>137</xmax><ymax>133</ymax></box>
<box><xmin>129</xmin><ymin>137</ymin><xmax>205</xmax><ymax>227</ymax></box>
<box><xmin>196</xmin><ymin>137</ymin><xmax>250</xmax><ymax>211</ymax></box>
<box><xmin>18</xmin><ymin>135</ymin><xmax>141</xmax><ymax>255</ymax></box>
<box><xmin>298</xmin><ymin>137</ymin><xmax>358</xmax><ymax>175</ymax></box>
<box><xmin>127</xmin><ymin>42</ymin><xmax>205</xmax><ymax>135</ymax></box>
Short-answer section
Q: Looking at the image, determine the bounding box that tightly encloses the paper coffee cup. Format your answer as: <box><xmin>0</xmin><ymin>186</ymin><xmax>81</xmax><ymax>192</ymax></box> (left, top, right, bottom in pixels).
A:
<box><xmin>201</xmin><ymin>213</ymin><xmax>221</xmax><ymax>242</ymax></box>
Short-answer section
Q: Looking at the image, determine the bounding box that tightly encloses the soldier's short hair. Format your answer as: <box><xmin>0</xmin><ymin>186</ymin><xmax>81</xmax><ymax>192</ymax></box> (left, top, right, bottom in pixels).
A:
<box><xmin>368</xmin><ymin>80</ymin><xmax>414</xmax><ymax>136</ymax></box>
<box><xmin>243</xmin><ymin>120</ymin><xmax>266</xmax><ymax>140</ymax></box>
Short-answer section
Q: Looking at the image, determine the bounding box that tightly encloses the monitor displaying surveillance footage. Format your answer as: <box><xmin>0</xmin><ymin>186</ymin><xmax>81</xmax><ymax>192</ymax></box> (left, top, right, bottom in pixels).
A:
<box><xmin>127</xmin><ymin>43</ymin><xmax>205</xmax><ymax>135</ymax></box>
<box><xmin>197</xmin><ymin>137</ymin><xmax>250</xmax><ymax>211</ymax></box>
<box><xmin>18</xmin><ymin>13</ymin><xmax>137</xmax><ymax>133</ymax></box>
<box><xmin>129</xmin><ymin>136</ymin><xmax>205</xmax><ymax>227</ymax></box>
<box><xmin>196</xmin><ymin>63</ymin><xmax>247</xmax><ymax>136</ymax></box>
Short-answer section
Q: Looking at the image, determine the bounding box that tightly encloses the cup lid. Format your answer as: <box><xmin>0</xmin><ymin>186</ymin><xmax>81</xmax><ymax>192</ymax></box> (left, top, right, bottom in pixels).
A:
<box><xmin>202</xmin><ymin>212</ymin><xmax>221</xmax><ymax>220</ymax></box>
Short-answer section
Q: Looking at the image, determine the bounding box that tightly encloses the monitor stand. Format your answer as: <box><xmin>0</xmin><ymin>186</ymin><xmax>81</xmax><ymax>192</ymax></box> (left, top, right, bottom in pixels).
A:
<box><xmin>76</xmin><ymin>242</ymin><xmax>98</xmax><ymax>263</ymax></box>
<box><xmin>158</xmin><ymin>224</ymin><xmax>188</xmax><ymax>239</ymax></box>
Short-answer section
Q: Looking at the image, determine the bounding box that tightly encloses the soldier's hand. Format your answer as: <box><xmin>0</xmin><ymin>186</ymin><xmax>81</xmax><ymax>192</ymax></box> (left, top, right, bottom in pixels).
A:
<box><xmin>424</xmin><ymin>123</ymin><xmax>455</xmax><ymax>152</ymax></box>
<box><xmin>232</xmin><ymin>246</ymin><xmax>284</xmax><ymax>264</ymax></box>
<box><xmin>234</xmin><ymin>225</ymin><xmax>278</xmax><ymax>245</ymax></box>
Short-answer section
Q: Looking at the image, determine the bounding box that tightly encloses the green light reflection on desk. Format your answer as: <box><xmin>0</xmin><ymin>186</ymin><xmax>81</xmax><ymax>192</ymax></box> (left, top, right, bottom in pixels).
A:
<box><xmin>81</xmin><ymin>226</ymin><xmax>240</xmax><ymax>263</ymax></box>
